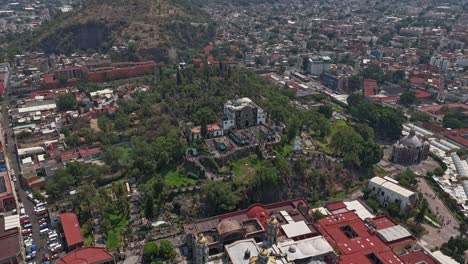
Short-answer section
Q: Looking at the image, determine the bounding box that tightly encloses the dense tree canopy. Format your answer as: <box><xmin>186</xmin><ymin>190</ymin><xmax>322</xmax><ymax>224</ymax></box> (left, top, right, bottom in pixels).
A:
<box><xmin>330</xmin><ymin>125</ymin><xmax>383</xmax><ymax>169</ymax></box>
<box><xmin>443</xmin><ymin>112</ymin><xmax>468</xmax><ymax>129</ymax></box>
<box><xmin>56</xmin><ymin>93</ymin><xmax>77</xmax><ymax>111</ymax></box>
<box><xmin>399</xmin><ymin>91</ymin><xmax>416</xmax><ymax>106</ymax></box>
<box><xmin>347</xmin><ymin>93</ymin><xmax>405</xmax><ymax>140</ymax></box>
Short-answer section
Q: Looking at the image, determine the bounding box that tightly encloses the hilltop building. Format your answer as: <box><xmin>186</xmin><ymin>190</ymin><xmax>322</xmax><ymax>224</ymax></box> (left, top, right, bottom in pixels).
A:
<box><xmin>391</xmin><ymin>129</ymin><xmax>430</xmax><ymax>165</ymax></box>
<box><xmin>223</xmin><ymin>98</ymin><xmax>266</xmax><ymax>131</ymax></box>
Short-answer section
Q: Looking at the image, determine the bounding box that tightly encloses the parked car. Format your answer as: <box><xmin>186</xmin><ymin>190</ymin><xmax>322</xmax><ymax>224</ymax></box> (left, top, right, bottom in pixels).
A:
<box><xmin>20</xmin><ymin>215</ymin><xmax>29</xmax><ymax>223</ymax></box>
<box><xmin>39</xmin><ymin>228</ymin><xmax>49</xmax><ymax>235</ymax></box>
<box><xmin>25</xmin><ymin>254</ymin><xmax>34</xmax><ymax>261</ymax></box>
<box><xmin>39</xmin><ymin>223</ymin><xmax>48</xmax><ymax>229</ymax></box>
<box><xmin>34</xmin><ymin>206</ymin><xmax>46</xmax><ymax>212</ymax></box>
<box><xmin>22</xmin><ymin>223</ymin><xmax>32</xmax><ymax>229</ymax></box>
<box><xmin>22</xmin><ymin>229</ymin><xmax>32</xmax><ymax>235</ymax></box>
<box><xmin>36</xmin><ymin>209</ymin><xmax>47</xmax><ymax>216</ymax></box>
<box><xmin>51</xmin><ymin>248</ymin><xmax>62</xmax><ymax>254</ymax></box>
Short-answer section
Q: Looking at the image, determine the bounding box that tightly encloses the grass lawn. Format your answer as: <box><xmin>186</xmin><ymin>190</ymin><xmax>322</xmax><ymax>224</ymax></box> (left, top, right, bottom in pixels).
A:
<box><xmin>226</xmin><ymin>154</ymin><xmax>260</xmax><ymax>184</ymax></box>
<box><xmin>115</xmin><ymin>145</ymin><xmax>132</xmax><ymax>164</ymax></box>
<box><xmin>104</xmin><ymin>208</ymin><xmax>129</xmax><ymax>250</ymax></box>
<box><xmin>163</xmin><ymin>169</ymin><xmax>197</xmax><ymax>187</ymax></box>
<box><xmin>278</xmin><ymin>141</ymin><xmax>294</xmax><ymax>157</ymax></box>
<box><xmin>312</xmin><ymin>119</ymin><xmax>348</xmax><ymax>154</ymax></box>
<box><xmin>81</xmin><ymin>223</ymin><xmax>94</xmax><ymax>246</ymax></box>
<box><xmin>373</xmin><ymin>164</ymin><xmax>389</xmax><ymax>177</ymax></box>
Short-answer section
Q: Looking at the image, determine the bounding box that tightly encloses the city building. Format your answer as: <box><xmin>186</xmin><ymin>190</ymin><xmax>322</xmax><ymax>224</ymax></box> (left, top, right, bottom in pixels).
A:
<box><xmin>56</xmin><ymin>247</ymin><xmax>115</xmax><ymax>264</ymax></box>
<box><xmin>0</xmin><ymin>216</ymin><xmax>21</xmax><ymax>264</ymax></box>
<box><xmin>303</xmin><ymin>56</ymin><xmax>332</xmax><ymax>75</ymax></box>
<box><xmin>430</xmin><ymin>56</ymin><xmax>449</xmax><ymax>72</ymax></box>
<box><xmin>316</xmin><ymin>209</ymin><xmax>416</xmax><ymax>264</ymax></box>
<box><xmin>185</xmin><ymin>199</ymin><xmax>323</xmax><ymax>259</ymax></box>
<box><xmin>321</xmin><ymin>74</ymin><xmax>349</xmax><ymax>91</ymax></box>
<box><xmin>223</xmin><ymin>98</ymin><xmax>266</xmax><ymax>131</ymax></box>
<box><xmin>59</xmin><ymin>212</ymin><xmax>84</xmax><ymax>252</ymax></box>
<box><xmin>0</xmin><ymin>172</ymin><xmax>15</xmax><ymax>213</ymax></box>
<box><xmin>42</xmin><ymin>61</ymin><xmax>157</xmax><ymax>89</ymax></box>
<box><xmin>190</xmin><ymin>124</ymin><xmax>224</xmax><ymax>141</ymax></box>
<box><xmin>391</xmin><ymin>129</ymin><xmax>430</xmax><ymax>165</ymax></box>
<box><xmin>368</xmin><ymin>177</ymin><xmax>418</xmax><ymax>210</ymax></box>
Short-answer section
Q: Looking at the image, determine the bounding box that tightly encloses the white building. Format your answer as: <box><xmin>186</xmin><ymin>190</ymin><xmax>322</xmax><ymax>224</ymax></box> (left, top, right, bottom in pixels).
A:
<box><xmin>430</xmin><ymin>56</ymin><xmax>449</xmax><ymax>72</ymax></box>
<box><xmin>368</xmin><ymin>177</ymin><xmax>418</xmax><ymax>210</ymax></box>
<box><xmin>304</xmin><ymin>56</ymin><xmax>332</xmax><ymax>75</ymax></box>
<box><xmin>223</xmin><ymin>98</ymin><xmax>266</xmax><ymax>131</ymax></box>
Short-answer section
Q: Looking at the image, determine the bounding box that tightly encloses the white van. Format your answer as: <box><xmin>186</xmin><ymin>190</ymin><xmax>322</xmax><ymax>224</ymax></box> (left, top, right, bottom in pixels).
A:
<box><xmin>36</xmin><ymin>202</ymin><xmax>47</xmax><ymax>208</ymax></box>
<box><xmin>48</xmin><ymin>233</ymin><xmax>58</xmax><ymax>241</ymax></box>
<box><xmin>39</xmin><ymin>228</ymin><xmax>49</xmax><ymax>235</ymax></box>
<box><xmin>20</xmin><ymin>208</ymin><xmax>26</xmax><ymax>215</ymax></box>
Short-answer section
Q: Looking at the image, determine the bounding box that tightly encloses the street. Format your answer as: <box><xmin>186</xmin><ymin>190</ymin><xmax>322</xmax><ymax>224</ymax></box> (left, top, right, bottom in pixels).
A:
<box><xmin>1</xmin><ymin>93</ymin><xmax>49</xmax><ymax>262</ymax></box>
<box><xmin>416</xmin><ymin>177</ymin><xmax>460</xmax><ymax>250</ymax></box>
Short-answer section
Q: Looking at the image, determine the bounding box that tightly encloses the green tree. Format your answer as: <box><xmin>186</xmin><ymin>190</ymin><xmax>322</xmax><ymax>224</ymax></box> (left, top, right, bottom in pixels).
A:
<box><xmin>395</xmin><ymin>169</ymin><xmax>417</xmax><ymax>189</ymax></box>
<box><xmin>399</xmin><ymin>91</ymin><xmax>416</xmax><ymax>106</ymax></box>
<box><xmin>311</xmin><ymin>210</ymin><xmax>325</xmax><ymax>222</ymax></box>
<box><xmin>103</xmin><ymin>146</ymin><xmax>123</xmax><ymax>171</ymax></box>
<box><xmin>143</xmin><ymin>241</ymin><xmax>159</xmax><ymax>261</ymax></box>
<box><xmin>159</xmin><ymin>240</ymin><xmax>176</xmax><ymax>261</ymax></box>
<box><xmin>415</xmin><ymin>198</ymin><xmax>428</xmax><ymax>224</ymax></box>
<box><xmin>192</xmin><ymin>107</ymin><xmax>217</xmax><ymax>125</ymax></box>
<box><xmin>200</xmin><ymin>116</ymin><xmax>208</xmax><ymax>139</ymax></box>
<box><xmin>434</xmin><ymin>167</ymin><xmax>445</xmax><ymax>176</ymax></box>
<box><xmin>144</xmin><ymin>195</ymin><xmax>155</xmax><ymax>219</ymax></box>
<box><xmin>348</xmin><ymin>75</ymin><xmax>362</xmax><ymax>92</ymax></box>
<box><xmin>202</xmin><ymin>181</ymin><xmax>240</xmax><ymax>215</ymax></box>
<box><xmin>98</xmin><ymin>116</ymin><xmax>113</xmax><ymax>132</ymax></box>
<box><xmin>56</xmin><ymin>93</ymin><xmax>77</xmax><ymax>111</ymax></box>
<box><xmin>410</xmin><ymin>111</ymin><xmax>431</xmax><ymax>122</ymax></box>
<box><xmin>318</xmin><ymin>104</ymin><xmax>333</xmax><ymax>119</ymax></box>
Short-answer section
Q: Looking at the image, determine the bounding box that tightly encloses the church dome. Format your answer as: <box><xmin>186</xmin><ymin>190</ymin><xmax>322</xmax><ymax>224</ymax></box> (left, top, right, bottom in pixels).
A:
<box><xmin>267</xmin><ymin>216</ymin><xmax>278</xmax><ymax>225</ymax></box>
<box><xmin>196</xmin><ymin>234</ymin><xmax>207</xmax><ymax>245</ymax></box>
<box><xmin>399</xmin><ymin>130</ymin><xmax>422</xmax><ymax>148</ymax></box>
<box><xmin>217</xmin><ymin>219</ymin><xmax>242</xmax><ymax>234</ymax></box>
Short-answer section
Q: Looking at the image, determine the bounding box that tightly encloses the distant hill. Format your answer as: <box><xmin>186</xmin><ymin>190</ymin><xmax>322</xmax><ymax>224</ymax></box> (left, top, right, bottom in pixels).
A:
<box><xmin>18</xmin><ymin>0</ymin><xmax>213</xmax><ymax>60</ymax></box>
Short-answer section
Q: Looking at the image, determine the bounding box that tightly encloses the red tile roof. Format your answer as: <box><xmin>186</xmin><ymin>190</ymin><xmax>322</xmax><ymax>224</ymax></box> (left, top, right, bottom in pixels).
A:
<box><xmin>0</xmin><ymin>217</ymin><xmax>20</xmax><ymax>262</ymax></box>
<box><xmin>399</xmin><ymin>250</ymin><xmax>439</xmax><ymax>264</ymax></box>
<box><xmin>204</xmin><ymin>45</ymin><xmax>214</xmax><ymax>52</ymax></box>
<box><xmin>364</xmin><ymin>79</ymin><xmax>378</xmax><ymax>97</ymax></box>
<box><xmin>61</xmin><ymin>151</ymin><xmax>79</xmax><ymax>161</ymax></box>
<box><xmin>56</xmin><ymin>247</ymin><xmax>114</xmax><ymax>264</ymax></box>
<box><xmin>316</xmin><ymin>210</ymin><xmax>404</xmax><ymax>264</ymax></box>
<box><xmin>78</xmin><ymin>147</ymin><xmax>102</xmax><ymax>157</ymax></box>
<box><xmin>413</xmin><ymin>88</ymin><xmax>431</xmax><ymax>99</ymax></box>
<box><xmin>372</xmin><ymin>215</ymin><xmax>397</xmax><ymax>230</ymax></box>
<box><xmin>191</xmin><ymin>124</ymin><xmax>222</xmax><ymax>134</ymax></box>
<box><xmin>441</xmin><ymin>128</ymin><xmax>468</xmax><ymax>147</ymax></box>
<box><xmin>60</xmin><ymin>213</ymin><xmax>84</xmax><ymax>247</ymax></box>
<box><xmin>326</xmin><ymin>201</ymin><xmax>347</xmax><ymax>211</ymax></box>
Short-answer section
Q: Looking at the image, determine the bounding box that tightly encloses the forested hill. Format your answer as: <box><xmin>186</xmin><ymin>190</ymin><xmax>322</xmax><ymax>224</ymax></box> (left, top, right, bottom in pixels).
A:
<box><xmin>12</xmin><ymin>0</ymin><xmax>213</xmax><ymax>59</ymax></box>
